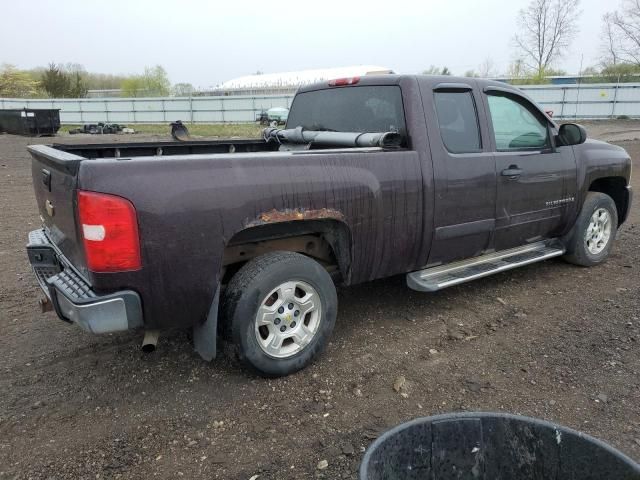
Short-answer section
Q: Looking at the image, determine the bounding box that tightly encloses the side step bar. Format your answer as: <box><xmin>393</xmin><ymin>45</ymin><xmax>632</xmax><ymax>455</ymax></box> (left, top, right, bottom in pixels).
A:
<box><xmin>407</xmin><ymin>240</ymin><xmax>566</xmax><ymax>292</ymax></box>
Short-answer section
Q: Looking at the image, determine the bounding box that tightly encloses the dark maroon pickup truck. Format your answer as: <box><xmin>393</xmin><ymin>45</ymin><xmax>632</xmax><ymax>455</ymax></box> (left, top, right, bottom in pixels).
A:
<box><xmin>26</xmin><ymin>75</ymin><xmax>633</xmax><ymax>377</ymax></box>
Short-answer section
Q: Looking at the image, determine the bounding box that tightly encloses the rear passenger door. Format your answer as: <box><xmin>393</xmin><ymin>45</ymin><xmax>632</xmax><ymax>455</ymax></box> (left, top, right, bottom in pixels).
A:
<box><xmin>482</xmin><ymin>88</ymin><xmax>577</xmax><ymax>251</ymax></box>
<box><xmin>421</xmin><ymin>82</ymin><xmax>497</xmax><ymax>266</ymax></box>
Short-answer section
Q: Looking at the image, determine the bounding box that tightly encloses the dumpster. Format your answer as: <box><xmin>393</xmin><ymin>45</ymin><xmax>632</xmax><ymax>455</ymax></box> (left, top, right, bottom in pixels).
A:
<box><xmin>0</xmin><ymin>108</ymin><xmax>60</xmax><ymax>136</ymax></box>
<box><xmin>360</xmin><ymin>412</ymin><xmax>640</xmax><ymax>480</ymax></box>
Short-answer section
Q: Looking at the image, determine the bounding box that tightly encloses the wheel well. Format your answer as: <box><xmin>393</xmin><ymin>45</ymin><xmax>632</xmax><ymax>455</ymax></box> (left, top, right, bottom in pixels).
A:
<box><xmin>589</xmin><ymin>177</ymin><xmax>630</xmax><ymax>225</ymax></box>
<box><xmin>222</xmin><ymin>220</ymin><xmax>351</xmax><ymax>284</ymax></box>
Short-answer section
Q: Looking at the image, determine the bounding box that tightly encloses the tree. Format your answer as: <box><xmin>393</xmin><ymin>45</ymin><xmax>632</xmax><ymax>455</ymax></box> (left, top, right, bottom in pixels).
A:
<box><xmin>0</xmin><ymin>64</ymin><xmax>39</xmax><ymax>98</ymax></box>
<box><xmin>121</xmin><ymin>75</ymin><xmax>146</xmax><ymax>97</ymax></box>
<box><xmin>514</xmin><ymin>0</ymin><xmax>581</xmax><ymax>76</ymax></box>
<box><xmin>581</xmin><ymin>66</ymin><xmax>600</xmax><ymax>76</ymax></box>
<box><xmin>601</xmin><ymin>13</ymin><xmax>621</xmax><ymax>66</ymax></box>
<box><xmin>173</xmin><ymin>82</ymin><xmax>194</xmax><ymax>96</ymax></box>
<box><xmin>478</xmin><ymin>58</ymin><xmax>497</xmax><ymax>78</ymax></box>
<box><xmin>601</xmin><ymin>62</ymin><xmax>640</xmax><ymax>81</ymax></box>
<box><xmin>505</xmin><ymin>59</ymin><xmax>564</xmax><ymax>84</ymax></box>
<box><xmin>506</xmin><ymin>59</ymin><xmax>528</xmax><ymax>83</ymax></box>
<box><xmin>422</xmin><ymin>66</ymin><xmax>452</xmax><ymax>75</ymax></box>
<box><xmin>464</xmin><ymin>59</ymin><xmax>499</xmax><ymax>79</ymax></box>
<box><xmin>38</xmin><ymin>63</ymin><xmax>88</xmax><ymax>98</ymax></box>
<box><xmin>40</xmin><ymin>63</ymin><xmax>71</xmax><ymax>97</ymax></box>
<box><xmin>63</xmin><ymin>64</ymin><xmax>88</xmax><ymax>98</ymax></box>
<box><xmin>68</xmin><ymin>71</ymin><xmax>88</xmax><ymax>98</ymax></box>
<box><xmin>603</xmin><ymin>1</ymin><xmax>640</xmax><ymax>66</ymax></box>
<box><xmin>84</xmin><ymin>72</ymin><xmax>129</xmax><ymax>90</ymax></box>
<box><xmin>143</xmin><ymin>65</ymin><xmax>170</xmax><ymax>96</ymax></box>
<box><xmin>121</xmin><ymin>65</ymin><xmax>171</xmax><ymax>97</ymax></box>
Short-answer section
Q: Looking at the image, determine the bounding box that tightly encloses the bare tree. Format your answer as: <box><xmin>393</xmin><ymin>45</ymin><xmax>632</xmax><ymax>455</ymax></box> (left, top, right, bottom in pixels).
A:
<box><xmin>605</xmin><ymin>0</ymin><xmax>640</xmax><ymax>65</ymax></box>
<box><xmin>601</xmin><ymin>13</ymin><xmax>621</xmax><ymax>66</ymax></box>
<box><xmin>478</xmin><ymin>58</ymin><xmax>497</xmax><ymax>78</ymax></box>
<box><xmin>514</xmin><ymin>0</ymin><xmax>581</xmax><ymax>75</ymax></box>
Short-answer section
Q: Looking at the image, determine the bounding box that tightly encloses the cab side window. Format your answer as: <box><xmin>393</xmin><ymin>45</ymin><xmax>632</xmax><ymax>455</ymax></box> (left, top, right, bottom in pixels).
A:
<box><xmin>487</xmin><ymin>94</ymin><xmax>550</xmax><ymax>150</ymax></box>
<box><xmin>434</xmin><ymin>91</ymin><xmax>482</xmax><ymax>154</ymax></box>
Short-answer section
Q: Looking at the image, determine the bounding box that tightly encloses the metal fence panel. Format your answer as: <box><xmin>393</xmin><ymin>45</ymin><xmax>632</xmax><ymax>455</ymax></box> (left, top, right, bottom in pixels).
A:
<box><xmin>519</xmin><ymin>83</ymin><xmax>640</xmax><ymax>119</ymax></box>
<box><xmin>613</xmin><ymin>85</ymin><xmax>640</xmax><ymax>101</ymax></box>
<box><xmin>522</xmin><ymin>86</ymin><xmax>565</xmax><ymax>103</ymax></box>
<box><xmin>2</xmin><ymin>84</ymin><xmax>640</xmax><ymax>123</ymax></box>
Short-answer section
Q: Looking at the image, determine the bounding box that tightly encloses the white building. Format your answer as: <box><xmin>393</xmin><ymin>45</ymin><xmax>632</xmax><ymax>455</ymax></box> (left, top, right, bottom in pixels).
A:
<box><xmin>205</xmin><ymin>65</ymin><xmax>394</xmax><ymax>96</ymax></box>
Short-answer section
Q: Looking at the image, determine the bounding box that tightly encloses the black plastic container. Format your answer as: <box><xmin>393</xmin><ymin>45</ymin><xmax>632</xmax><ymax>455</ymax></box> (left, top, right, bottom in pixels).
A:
<box><xmin>360</xmin><ymin>412</ymin><xmax>640</xmax><ymax>480</ymax></box>
<box><xmin>0</xmin><ymin>108</ymin><xmax>60</xmax><ymax>136</ymax></box>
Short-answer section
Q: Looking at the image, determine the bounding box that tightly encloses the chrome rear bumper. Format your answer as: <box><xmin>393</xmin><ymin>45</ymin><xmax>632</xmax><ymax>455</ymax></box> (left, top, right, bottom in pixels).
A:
<box><xmin>27</xmin><ymin>229</ymin><xmax>143</xmax><ymax>333</ymax></box>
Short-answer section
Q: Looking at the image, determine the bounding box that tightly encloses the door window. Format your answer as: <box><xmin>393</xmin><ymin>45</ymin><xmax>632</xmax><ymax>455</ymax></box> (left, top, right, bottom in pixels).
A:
<box><xmin>434</xmin><ymin>91</ymin><xmax>482</xmax><ymax>153</ymax></box>
<box><xmin>487</xmin><ymin>94</ymin><xmax>550</xmax><ymax>150</ymax></box>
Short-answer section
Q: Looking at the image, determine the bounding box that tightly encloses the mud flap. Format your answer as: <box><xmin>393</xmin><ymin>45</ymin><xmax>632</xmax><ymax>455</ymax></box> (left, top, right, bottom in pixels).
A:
<box><xmin>193</xmin><ymin>286</ymin><xmax>219</xmax><ymax>361</ymax></box>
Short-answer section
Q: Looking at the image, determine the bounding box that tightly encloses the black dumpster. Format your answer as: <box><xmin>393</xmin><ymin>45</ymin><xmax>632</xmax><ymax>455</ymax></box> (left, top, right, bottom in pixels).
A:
<box><xmin>360</xmin><ymin>412</ymin><xmax>640</xmax><ymax>480</ymax></box>
<box><xmin>0</xmin><ymin>108</ymin><xmax>60</xmax><ymax>136</ymax></box>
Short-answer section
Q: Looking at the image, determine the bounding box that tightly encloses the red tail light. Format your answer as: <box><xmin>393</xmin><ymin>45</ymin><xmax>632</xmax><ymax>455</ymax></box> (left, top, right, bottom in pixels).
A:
<box><xmin>328</xmin><ymin>76</ymin><xmax>360</xmax><ymax>86</ymax></box>
<box><xmin>77</xmin><ymin>190</ymin><xmax>141</xmax><ymax>272</ymax></box>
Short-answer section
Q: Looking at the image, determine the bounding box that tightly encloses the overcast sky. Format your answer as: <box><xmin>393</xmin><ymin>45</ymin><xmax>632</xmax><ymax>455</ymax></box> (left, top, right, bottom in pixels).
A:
<box><xmin>2</xmin><ymin>0</ymin><xmax>615</xmax><ymax>88</ymax></box>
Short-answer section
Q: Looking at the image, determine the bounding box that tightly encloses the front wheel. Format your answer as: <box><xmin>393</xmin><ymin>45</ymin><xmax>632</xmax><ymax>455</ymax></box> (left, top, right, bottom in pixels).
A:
<box><xmin>222</xmin><ymin>251</ymin><xmax>337</xmax><ymax>377</ymax></box>
<box><xmin>563</xmin><ymin>192</ymin><xmax>618</xmax><ymax>266</ymax></box>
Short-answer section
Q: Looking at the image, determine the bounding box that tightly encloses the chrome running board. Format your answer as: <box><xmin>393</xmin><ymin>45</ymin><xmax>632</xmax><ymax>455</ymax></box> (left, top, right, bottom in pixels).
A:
<box><xmin>407</xmin><ymin>240</ymin><xmax>565</xmax><ymax>292</ymax></box>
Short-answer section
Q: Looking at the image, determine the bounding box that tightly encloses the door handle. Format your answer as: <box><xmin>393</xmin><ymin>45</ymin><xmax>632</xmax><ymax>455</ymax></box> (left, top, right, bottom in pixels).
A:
<box><xmin>501</xmin><ymin>165</ymin><xmax>523</xmax><ymax>178</ymax></box>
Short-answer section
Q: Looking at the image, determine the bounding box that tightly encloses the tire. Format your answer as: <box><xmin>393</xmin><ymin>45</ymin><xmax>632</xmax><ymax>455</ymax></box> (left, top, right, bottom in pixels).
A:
<box><xmin>563</xmin><ymin>192</ymin><xmax>618</xmax><ymax>266</ymax></box>
<box><xmin>222</xmin><ymin>251</ymin><xmax>337</xmax><ymax>377</ymax></box>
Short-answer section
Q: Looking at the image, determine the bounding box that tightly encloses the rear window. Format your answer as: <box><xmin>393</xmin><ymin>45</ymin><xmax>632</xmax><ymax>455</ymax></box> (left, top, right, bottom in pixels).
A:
<box><xmin>286</xmin><ymin>86</ymin><xmax>406</xmax><ymax>136</ymax></box>
<box><xmin>434</xmin><ymin>91</ymin><xmax>482</xmax><ymax>153</ymax></box>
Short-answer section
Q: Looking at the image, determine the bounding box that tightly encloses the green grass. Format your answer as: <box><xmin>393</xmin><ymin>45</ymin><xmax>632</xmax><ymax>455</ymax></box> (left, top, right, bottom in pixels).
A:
<box><xmin>60</xmin><ymin>123</ymin><xmax>264</xmax><ymax>138</ymax></box>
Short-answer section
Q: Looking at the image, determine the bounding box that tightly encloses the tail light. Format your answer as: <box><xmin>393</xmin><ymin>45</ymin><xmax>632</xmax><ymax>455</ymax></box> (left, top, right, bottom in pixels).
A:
<box><xmin>77</xmin><ymin>190</ymin><xmax>141</xmax><ymax>272</ymax></box>
<box><xmin>328</xmin><ymin>76</ymin><xmax>360</xmax><ymax>86</ymax></box>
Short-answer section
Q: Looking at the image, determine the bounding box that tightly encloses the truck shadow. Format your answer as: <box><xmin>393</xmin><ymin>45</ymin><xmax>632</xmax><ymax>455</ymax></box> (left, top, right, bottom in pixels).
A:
<box><xmin>333</xmin><ymin>256</ymin><xmax>574</xmax><ymax>339</ymax></box>
<box><xmin>32</xmin><ymin>256</ymin><xmax>576</xmax><ymax>381</ymax></box>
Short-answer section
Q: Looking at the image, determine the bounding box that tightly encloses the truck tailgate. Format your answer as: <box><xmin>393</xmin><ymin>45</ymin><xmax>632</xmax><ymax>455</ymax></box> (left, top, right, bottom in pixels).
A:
<box><xmin>28</xmin><ymin>145</ymin><xmax>86</xmax><ymax>274</ymax></box>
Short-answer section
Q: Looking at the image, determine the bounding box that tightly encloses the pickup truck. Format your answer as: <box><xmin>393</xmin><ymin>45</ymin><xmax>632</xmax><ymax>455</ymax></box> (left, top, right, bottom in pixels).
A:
<box><xmin>26</xmin><ymin>75</ymin><xmax>633</xmax><ymax>377</ymax></box>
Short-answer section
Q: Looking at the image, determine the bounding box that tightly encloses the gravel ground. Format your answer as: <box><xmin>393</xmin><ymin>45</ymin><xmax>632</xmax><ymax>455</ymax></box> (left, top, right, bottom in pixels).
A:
<box><xmin>0</xmin><ymin>124</ymin><xmax>639</xmax><ymax>479</ymax></box>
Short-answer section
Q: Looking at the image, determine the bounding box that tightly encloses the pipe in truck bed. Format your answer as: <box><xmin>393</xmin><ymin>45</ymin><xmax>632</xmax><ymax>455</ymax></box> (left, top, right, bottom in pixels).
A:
<box><xmin>263</xmin><ymin>127</ymin><xmax>403</xmax><ymax>148</ymax></box>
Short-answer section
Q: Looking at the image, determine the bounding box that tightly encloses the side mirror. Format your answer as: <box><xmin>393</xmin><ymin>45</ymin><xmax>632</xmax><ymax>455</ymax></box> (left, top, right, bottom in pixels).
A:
<box><xmin>558</xmin><ymin>123</ymin><xmax>587</xmax><ymax>146</ymax></box>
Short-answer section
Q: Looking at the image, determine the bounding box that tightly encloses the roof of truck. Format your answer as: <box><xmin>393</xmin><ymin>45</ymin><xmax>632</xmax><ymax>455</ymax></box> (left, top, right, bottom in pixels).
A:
<box><xmin>297</xmin><ymin>74</ymin><xmax>520</xmax><ymax>92</ymax></box>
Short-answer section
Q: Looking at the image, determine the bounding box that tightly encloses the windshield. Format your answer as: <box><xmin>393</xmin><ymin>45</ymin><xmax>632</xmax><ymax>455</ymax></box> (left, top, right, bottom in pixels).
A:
<box><xmin>286</xmin><ymin>85</ymin><xmax>406</xmax><ymax>136</ymax></box>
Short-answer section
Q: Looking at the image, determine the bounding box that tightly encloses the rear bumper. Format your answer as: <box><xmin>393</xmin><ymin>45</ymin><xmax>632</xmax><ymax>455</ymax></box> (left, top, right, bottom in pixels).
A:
<box><xmin>26</xmin><ymin>229</ymin><xmax>143</xmax><ymax>333</ymax></box>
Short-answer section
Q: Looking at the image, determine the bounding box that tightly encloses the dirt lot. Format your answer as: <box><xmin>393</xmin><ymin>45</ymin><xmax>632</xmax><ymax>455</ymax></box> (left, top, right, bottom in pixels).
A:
<box><xmin>1</xmin><ymin>123</ymin><xmax>639</xmax><ymax>479</ymax></box>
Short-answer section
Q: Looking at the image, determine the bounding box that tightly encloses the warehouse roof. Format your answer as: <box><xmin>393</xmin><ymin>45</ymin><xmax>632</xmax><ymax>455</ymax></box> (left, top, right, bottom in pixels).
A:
<box><xmin>218</xmin><ymin>65</ymin><xmax>394</xmax><ymax>90</ymax></box>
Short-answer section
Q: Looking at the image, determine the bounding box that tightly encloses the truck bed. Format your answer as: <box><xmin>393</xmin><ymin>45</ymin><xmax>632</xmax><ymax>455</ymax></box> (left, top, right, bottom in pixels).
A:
<box><xmin>52</xmin><ymin>138</ymin><xmax>279</xmax><ymax>159</ymax></box>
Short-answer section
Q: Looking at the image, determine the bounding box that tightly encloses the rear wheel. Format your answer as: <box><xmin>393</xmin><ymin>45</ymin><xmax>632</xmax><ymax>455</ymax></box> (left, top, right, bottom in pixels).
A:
<box><xmin>563</xmin><ymin>192</ymin><xmax>618</xmax><ymax>266</ymax></box>
<box><xmin>222</xmin><ymin>251</ymin><xmax>337</xmax><ymax>377</ymax></box>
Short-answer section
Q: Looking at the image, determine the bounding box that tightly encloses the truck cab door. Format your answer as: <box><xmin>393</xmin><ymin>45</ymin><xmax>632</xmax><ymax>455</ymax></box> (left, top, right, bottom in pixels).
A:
<box><xmin>482</xmin><ymin>88</ymin><xmax>578</xmax><ymax>251</ymax></box>
<box><xmin>421</xmin><ymin>81</ymin><xmax>497</xmax><ymax>266</ymax></box>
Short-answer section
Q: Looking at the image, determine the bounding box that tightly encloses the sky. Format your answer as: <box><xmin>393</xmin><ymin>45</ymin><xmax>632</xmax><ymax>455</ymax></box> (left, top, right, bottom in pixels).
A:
<box><xmin>1</xmin><ymin>0</ymin><xmax>616</xmax><ymax>89</ymax></box>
